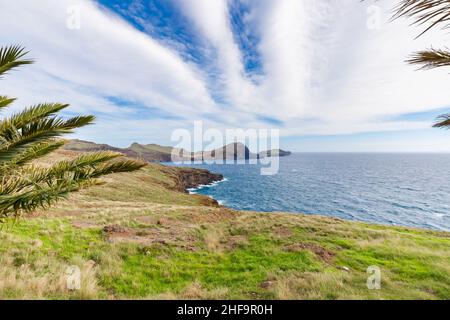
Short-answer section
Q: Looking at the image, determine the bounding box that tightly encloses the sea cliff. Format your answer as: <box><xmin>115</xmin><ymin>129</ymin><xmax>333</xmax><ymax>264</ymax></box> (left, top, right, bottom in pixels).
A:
<box><xmin>165</xmin><ymin>167</ymin><xmax>224</xmax><ymax>193</ymax></box>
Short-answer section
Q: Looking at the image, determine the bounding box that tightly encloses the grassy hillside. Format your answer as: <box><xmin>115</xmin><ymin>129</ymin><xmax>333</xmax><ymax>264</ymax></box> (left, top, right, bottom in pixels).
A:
<box><xmin>0</xmin><ymin>150</ymin><xmax>449</xmax><ymax>300</ymax></box>
<box><xmin>128</xmin><ymin>143</ymin><xmax>174</xmax><ymax>155</ymax></box>
<box><xmin>64</xmin><ymin>140</ymin><xmax>174</xmax><ymax>162</ymax></box>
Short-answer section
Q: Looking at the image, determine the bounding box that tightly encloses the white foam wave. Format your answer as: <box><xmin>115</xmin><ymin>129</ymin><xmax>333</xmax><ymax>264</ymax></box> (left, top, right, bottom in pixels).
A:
<box><xmin>187</xmin><ymin>177</ymin><xmax>227</xmax><ymax>194</ymax></box>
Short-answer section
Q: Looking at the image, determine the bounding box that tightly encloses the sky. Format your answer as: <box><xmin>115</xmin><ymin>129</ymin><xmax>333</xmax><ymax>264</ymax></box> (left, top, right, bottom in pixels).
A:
<box><xmin>1</xmin><ymin>0</ymin><xmax>450</xmax><ymax>152</ymax></box>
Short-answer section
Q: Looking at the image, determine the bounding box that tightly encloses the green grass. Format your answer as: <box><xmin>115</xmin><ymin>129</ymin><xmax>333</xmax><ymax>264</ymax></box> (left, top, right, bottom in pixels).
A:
<box><xmin>0</xmin><ymin>151</ymin><xmax>449</xmax><ymax>300</ymax></box>
<box><xmin>1</xmin><ymin>211</ymin><xmax>448</xmax><ymax>299</ymax></box>
<box><xmin>107</xmin><ymin>234</ymin><xmax>321</xmax><ymax>299</ymax></box>
<box><xmin>4</xmin><ymin>219</ymin><xmax>102</xmax><ymax>260</ymax></box>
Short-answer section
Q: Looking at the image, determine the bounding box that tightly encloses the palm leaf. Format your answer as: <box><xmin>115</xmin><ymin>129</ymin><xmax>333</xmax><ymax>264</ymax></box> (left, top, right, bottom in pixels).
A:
<box><xmin>0</xmin><ymin>45</ymin><xmax>33</xmax><ymax>77</ymax></box>
<box><xmin>406</xmin><ymin>49</ymin><xmax>450</xmax><ymax>69</ymax></box>
<box><xmin>0</xmin><ymin>177</ymin><xmax>96</xmax><ymax>219</ymax></box>
<box><xmin>433</xmin><ymin>114</ymin><xmax>450</xmax><ymax>128</ymax></box>
<box><xmin>8</xmin><ymin>140</ymin><xmax>66</xmax><ymax>166</ymax></box>
<box><xmin>1</xmin><ymin>153</ymin><xmax>145</xmax><ymax>195</ymax></box>
<box><xmin>0</xmin><ymin>156</ymin><xmax>146</xmax><ymax>219</ymax></box>
<box><xmin>0</xmin><ymin>96</ymin><xmax>16</xmax><ymax>110</ymax></box>
<box><xmin>406</xmin><ymin>48</ymin><xmax>450</xmax><ymax>69</ymax></box>
<box><xmin>389</xmin><ymin>0</ymin><xmax>450</xmax><ymax>128</ymax></box>
<box><xmin>0</xmin><ymin>45</ymin><xmax>146</xmax><ymax>221</ymax></box>
<box><xmin>0</xmin><ymin>115</ymin><xmax>95</xmax><ymax>162</ymax></box>
<box><xmin>392</xmin><ymin>0</ymin><xmax>450</xmax><ymax>38</ymax></box>
<box><xmin>87</xmin><ymin>158</ymin><xmax>147</xmax><ymax>177</ymax></box>
<box><xmin>5</xmin><ymin>103</ymin><xmax>70</xmax><ymax>130</ymax></box>
<box><xmin>48</xmin><ymin>151</ymin><xmax>122</xmax><ymax>174</ymax></box>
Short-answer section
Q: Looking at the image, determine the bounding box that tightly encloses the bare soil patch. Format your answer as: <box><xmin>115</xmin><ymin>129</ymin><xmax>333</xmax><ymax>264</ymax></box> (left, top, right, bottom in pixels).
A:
<box><xmin>72</xmin><ymin>221</ymin><xmax>100</xmax><ymax>229</ymax></box>
<box><xmin>102</xmin><ymin>223</ymin><xmax>198</xmax><ymax>250</ymax></box>
<box><xmin>285</xmin><ymin>243</ymin><xmax>336</xmax><ymax>263</ymax></box>
<box><xmin>273</xmin><ymin>226</ymin><xmax>294</xmax><ymax>238</ymax></box>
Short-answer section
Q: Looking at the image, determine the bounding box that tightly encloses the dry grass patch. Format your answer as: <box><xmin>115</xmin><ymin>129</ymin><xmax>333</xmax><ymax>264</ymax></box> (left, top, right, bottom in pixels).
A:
<box><xmin>0</xmin><ymin>252</ymin><xmax>100</xmax><ymax>299</ymax></box>
<box><xmin>179</xmin><ymin>281</ymin><xmax>229</xmax><ymax>300</ymax></box>
<box><xmin>271</xmin><ymin>272</ymin><xmax>357</xmax><ymax>300</ymax></box>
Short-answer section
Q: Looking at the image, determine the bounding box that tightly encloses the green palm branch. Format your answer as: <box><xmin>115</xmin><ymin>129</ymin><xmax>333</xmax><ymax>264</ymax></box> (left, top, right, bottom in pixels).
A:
<box><xmin>393</xmin><ymin>0</ymin><xmax>450</xmax><ymax>70</ymax></box>
<box><xmin>392</xmin><ymin>0</ymin><xmax>450</xmax><ymax>39</ymax></box>
<box><xmin>433</xmin><ymin>114</ymin><xmax>450</xmax><ymax>128</ymax></box>
<box><xmin>0</xmin><ymin>45</ymin><xmax>33</xmax><ymax>78</ymax></box>
<box><xmin>0</xmin><ymin>45</ymin><xmax>146</xmax><ymax>221</ymax></box>
<box><xmin>392</xmin><ymin>0</ymin><xmax>450</xmax><ymax>129</ymax></box>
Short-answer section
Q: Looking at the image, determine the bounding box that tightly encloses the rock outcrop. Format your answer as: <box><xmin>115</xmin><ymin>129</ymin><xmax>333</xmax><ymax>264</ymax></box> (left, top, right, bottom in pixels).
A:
<box><xmin>258</xmin><ymin>149</ymin><xmax>292</xmax><ymax>158</ymax></box>
<box><xmin>170</xmin><ymin>168</ymin><xmax>224</xmax><ymax>193</ymax></box>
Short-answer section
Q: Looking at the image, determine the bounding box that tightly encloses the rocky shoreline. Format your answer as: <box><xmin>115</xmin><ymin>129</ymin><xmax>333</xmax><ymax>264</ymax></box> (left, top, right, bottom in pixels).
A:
<box><xmin>169</xmin><ymin>167</ymin><xmax>224</xmax><ymax>194</ymax></box>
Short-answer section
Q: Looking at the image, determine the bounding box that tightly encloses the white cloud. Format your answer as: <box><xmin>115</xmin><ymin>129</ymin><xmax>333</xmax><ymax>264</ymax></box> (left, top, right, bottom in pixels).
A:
<box><xmin>1</xmin><ymin>0</ymin><xmax>450</xmax><ymax>149</ymax></box>
<box><xmin>174</xmin><ymin>0</ymin><xmax>261</xmax><ymax>112</ymax></box>
<box><xmin>0</xmin><ymin>0</ymin><xmax>218</xmax><ymax>117</ymax></box>
<box><xmin>246</xmin><ymin>0</ymin><xmax>450</xmax><ymax>124</ymax></box>
<box><xmin>171</xmin><ymin>0</ymin><xmax>450</xmax><ymax>134</ymax></box>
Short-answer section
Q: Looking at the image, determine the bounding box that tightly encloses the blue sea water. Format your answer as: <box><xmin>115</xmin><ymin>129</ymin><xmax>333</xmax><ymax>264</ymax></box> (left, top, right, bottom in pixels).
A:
<box><xmin>170</xmin><ymin>153</ymin><xmax>450</xmax><ymax>231</ymax></box>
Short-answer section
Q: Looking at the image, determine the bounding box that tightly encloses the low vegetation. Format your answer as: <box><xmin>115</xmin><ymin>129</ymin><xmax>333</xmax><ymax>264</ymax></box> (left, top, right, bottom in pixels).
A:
<box><xmin>0</xmin><ymin>149</ymin><xmax>448</xmax><ymax>300</ymax></box>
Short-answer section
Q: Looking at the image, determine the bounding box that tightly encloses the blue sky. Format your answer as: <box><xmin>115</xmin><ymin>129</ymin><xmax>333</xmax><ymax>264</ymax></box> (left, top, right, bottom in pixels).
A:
<box><xmin>2</xmin><ymin>0</ymin><xmax>450</xmax><ymax>152</ymax></box>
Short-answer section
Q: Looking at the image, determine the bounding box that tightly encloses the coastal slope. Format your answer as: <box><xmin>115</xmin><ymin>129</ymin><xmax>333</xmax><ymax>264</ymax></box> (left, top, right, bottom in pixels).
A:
<box><xmin>0</xmin><ymin>149</ymin><xmax>448</xmax><ymax>300</ymax></box>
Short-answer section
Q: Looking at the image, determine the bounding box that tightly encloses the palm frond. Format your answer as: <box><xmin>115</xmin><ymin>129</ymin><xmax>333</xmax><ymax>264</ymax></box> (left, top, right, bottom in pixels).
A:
<box><xmin>0</xmin><ymin>45</ymin><xmax>33</xmax><ymax>77</ymax></box>
<box><xmin>389</xmin><ymin>1</ymin><xmax>450</xmax><ymax>128</ymax></box>
<box><xmin>1</xmin><ymin>153</ymin><xmax>145</xmax><ymax>196</ymax></box>
<box><xmin>0</xmin><ymin>177</ymin><xmax>97</xmax><ymax>219</ymax></box>
<box><xmin>8</xmin><ymin>140</ymin><xmax>66</xmax><ymax>166</ymax></box>
<box><xmin>433</xmin><ymin>113</ymin><xmax>450</xmax><ymax>128</ymax></box>
<box><xmin>406</xmin><ymin>48</ymin><xmax>450</xmax><ymax>69</ymax></box>
<box><xmin>25</xmin><ymin>115</ymin><xmax>95</xmax><ymax>134</ymax></box>
<box><xmin>392</xmin><ymin>0</ymin><xmax>450</xmax><ymax>38</ymax></box>
<box><xmin>0</xmin><ymin>155</ymin><xmax>146</xmax><ymax>219</ymax></box>
<box><xmin>47</xmin><ymin>154</ymin><xmax>147</xmax><ymax>181</ymax></box>
<box><xmin>55</xmin><ymin>115</ymin><xmax>96</xmax><ymax>130</ymax></box>
<box><xmin>0</xmin><ymin>45</ymin><xmax>146</xmax><ymax>221</ymax></box>
<box><xmin>49</xmin><ymin>151</ymin><xmax>122</xmax><ymax>174</ymax></box>
<box><xmin>5</xmin><ymin>103</ymin><xmax>69</xmax><ymax>130</ymax></box>
<box><xmin>87</xmin><ymin>158</ymin><xmax>147</xmax><ymax>178</ymax></box>
<box><xmin>0</xmin><ymin>115</ymin><xmax>95</xmax><ymax>162</ymax></box>
<box><xmin>0</xmin><ymin>96</ymin><xmax>16</xmax><ymax>110</ymax></box>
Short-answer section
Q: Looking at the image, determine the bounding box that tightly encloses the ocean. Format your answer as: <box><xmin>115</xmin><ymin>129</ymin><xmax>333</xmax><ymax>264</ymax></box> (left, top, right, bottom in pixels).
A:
<box><xmin>170</xmin><ymin>153</ymin><xmax>450</xmax><ymax>231</ymax></box>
